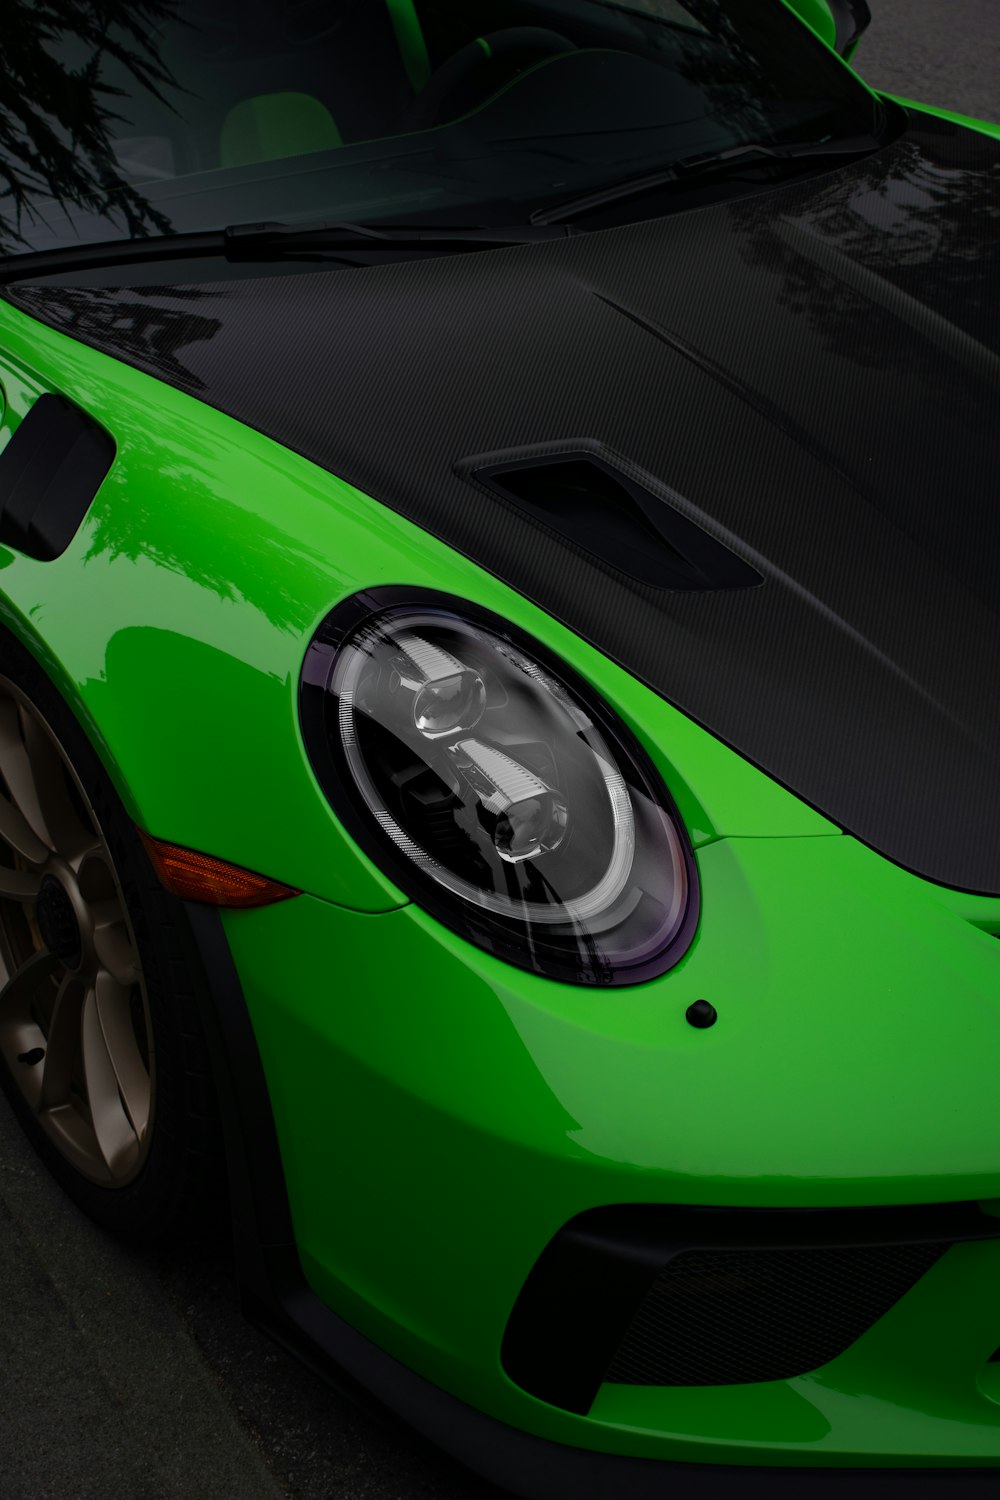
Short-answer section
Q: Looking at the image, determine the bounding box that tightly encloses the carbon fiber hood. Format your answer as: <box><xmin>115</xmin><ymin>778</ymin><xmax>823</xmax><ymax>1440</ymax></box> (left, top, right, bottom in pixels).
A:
<box><xmin>7</xmin><ymin>108</ymin><xmax>1000</xmax><ymax>892</ymax></box>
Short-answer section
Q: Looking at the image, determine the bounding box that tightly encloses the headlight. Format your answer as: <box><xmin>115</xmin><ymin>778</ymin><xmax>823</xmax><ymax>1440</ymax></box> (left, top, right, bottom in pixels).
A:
<box><xmin>300</xmin><ymin>589</ymin><xmax>698</xmax><ymax>986</ymax></box>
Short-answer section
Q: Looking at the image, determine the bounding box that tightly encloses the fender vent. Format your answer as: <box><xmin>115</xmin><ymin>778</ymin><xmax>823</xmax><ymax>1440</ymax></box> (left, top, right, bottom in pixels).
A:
<box><xmin>0</xmin><ymin>394</ymin><xmax>115</xmax><ymax>562</ymax></box>
<box><xmin>468</xmin><ymin>451</ymin><xmax>761</xmax><ymax>592</ymax></box>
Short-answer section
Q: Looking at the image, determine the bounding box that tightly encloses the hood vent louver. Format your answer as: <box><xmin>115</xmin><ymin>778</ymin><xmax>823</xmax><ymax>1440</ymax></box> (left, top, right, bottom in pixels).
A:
<box><xmin>465</xmin><ymin>450</ymin><xmax>761</xmax><ymax>593</ymax></box>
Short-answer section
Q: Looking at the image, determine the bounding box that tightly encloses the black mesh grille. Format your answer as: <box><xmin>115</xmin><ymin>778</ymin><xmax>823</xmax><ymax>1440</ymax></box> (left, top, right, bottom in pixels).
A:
<box><xmin>605</xmin><ymin>1241</ymin><xmax>948</xmax><ymax>1386</ymax></box>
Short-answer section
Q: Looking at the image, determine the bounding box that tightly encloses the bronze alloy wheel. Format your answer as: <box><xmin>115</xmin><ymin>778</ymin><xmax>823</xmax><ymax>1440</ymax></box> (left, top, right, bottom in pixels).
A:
<box><xmin>0</xmin><ymin>676</ymin><xmax>153</xmax><ymax>1185</ymax></box>
<box><xmin>0</xmin><ymin>630</ymin><xmax>223</xmax><ymax>1239</ymax></box>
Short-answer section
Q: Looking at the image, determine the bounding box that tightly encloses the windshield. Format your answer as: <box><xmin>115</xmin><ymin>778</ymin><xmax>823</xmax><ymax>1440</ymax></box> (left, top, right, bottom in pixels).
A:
<box><xmin>2</xmin><ymin>0</ymin><xmax>882</xmax><ymax>256</ymax></box>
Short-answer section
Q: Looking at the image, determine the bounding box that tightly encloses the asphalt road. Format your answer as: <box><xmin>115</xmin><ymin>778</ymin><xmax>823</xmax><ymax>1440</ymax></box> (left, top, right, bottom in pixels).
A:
<box><xmin>2</xmin><ymin>6</ymin><xmax>998</xmax><ymax>1500</ymax></box>
<box><xmin>856</xmin><ymin>0</ymin><xmax>999</xmax><ymax>124</ymax></box>
<box><xmin>0</xmin><ymin>1082</ymin><xmax>501</xmax><ymax>1500</ymax></box>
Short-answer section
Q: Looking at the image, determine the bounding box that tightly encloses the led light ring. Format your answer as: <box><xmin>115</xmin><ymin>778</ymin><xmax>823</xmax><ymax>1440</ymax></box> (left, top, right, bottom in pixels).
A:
<box><xmin>333</xmin><ymin>620</ymin><xmax>646</xmax><ymax>927</ymax></box>
<box><xmin>301</xmin><ymin>589</ymin><xmax>700</xmax><ymax>986</ymax></box>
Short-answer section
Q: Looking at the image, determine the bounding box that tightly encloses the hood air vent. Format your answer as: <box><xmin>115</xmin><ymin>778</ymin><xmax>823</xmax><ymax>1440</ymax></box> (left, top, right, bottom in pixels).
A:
<box><xmin>467</xmin><ymin>451</ymin><xmax>761</xmax><ymax>592</ymax></box>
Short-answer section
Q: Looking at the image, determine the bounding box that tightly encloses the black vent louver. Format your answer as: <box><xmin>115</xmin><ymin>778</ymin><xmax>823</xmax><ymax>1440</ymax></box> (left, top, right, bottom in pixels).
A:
<box><xmin>501</xmin><ymin>1202</ymin><xmax>1000</xmax><ymax>1414</ymax></box>
<box><xmin>465</xmin><ymin>449</ymin><xmax>762</xmax><ymax>593</ymax></box>
<box><xmin>605</xmin><ymin>1241</ymin><xmax>947</xmax><ymax>1387</ymax></box>
<box><xmin>0</xmin><ymin>394</ymin><xmax>115</xmax><ymax>562</ymax></box>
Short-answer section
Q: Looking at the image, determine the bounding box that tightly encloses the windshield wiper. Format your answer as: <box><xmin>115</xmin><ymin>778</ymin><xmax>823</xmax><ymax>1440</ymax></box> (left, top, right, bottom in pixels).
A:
<box><xmin>0</xmin><ymin>218</ymin><xmax>579</xmax><ymax>282</ymax></box>
<box><xmin>531</xmin><ymin>135</ymin><xmax>883</xmax><ymax>226</ymax></box>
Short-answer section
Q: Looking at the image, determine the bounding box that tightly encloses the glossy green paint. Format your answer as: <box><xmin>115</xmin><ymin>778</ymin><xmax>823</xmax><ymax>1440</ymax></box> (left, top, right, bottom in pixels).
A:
<box><xmin>781</xmin><ymin>0</ymin><xmax>837</xmax><ymax>51</ymax></box>
<box><xmin>385</xmin><ymin>0</ymin><xmax>432</xmax><ymax>92</ymax></box>
<box><xmin>979</xmin><ymin>1365</ymin><xmax>1000</xmax><ymax>1410</ymax></box>
<box><xmin>591</xmin><ymin>1239</ymin><xmax>1000</xmax><ymax>1461</ymax></box>
<box><xmin>221</xmin><ymin>825</ymin><xmax>1000</xmax><ymax>1463</ymax></box>
<box><xmin>885</xmin><ymin>96</ymin><xmax>1000</xmax><ymax>143</ymax></box>
<box><xmin>0</xmin><ymin>297</ymin><xmax>836</xmax><ymax>910</ymax></box>
<box><xmin>2</xmin><ymin>185</ymin><xmax>1000</xmax><ymax>1461</ymax></box>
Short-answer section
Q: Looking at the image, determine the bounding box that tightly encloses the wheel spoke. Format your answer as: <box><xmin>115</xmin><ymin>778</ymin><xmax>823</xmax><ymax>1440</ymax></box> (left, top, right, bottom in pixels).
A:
<box><xmin>81</xmin><ymin>984</ymin><xmax>139</xmax><ymax>1172</ymax></box>
<box><xmin>93</xmin><ymin>913</ymin><xmax>140</xmax><ymax>987</ymax></box>
<box><xmin>39</xmin><ymin>973</ymin><xmax>86</xmax><ymax>1110</ymax></box>
<box><xmin>0</xmin><ymin>687</ymin><xmax>156</xmax><ymax>1189</ymax></box>
<box><xmin>0</xmin><ymin>949</ymin><xmax>61</xmax><ymax>1018</ymax></box>
<box><xmin>0</xmin><ymin>866</ymin><xmax>43</xmax><ymax>901</ymax></box>
<box><xmin>0</xmin><ymin>699</ymin><xmax>51</xmax><ymax>847</ymax></box>
<box><xmin>0</xmin><ymin>792</ymin><xmax>48</xmax><ymax>866</ymax></box>
<box><xmin>0</xmin><ymin>698</ymin><xmax>92</xmax><ymax>855</ymax></box>
<box><xmin>94</xmin><ymin>970</ymin><xmax>150</xmax><ymax>1140</ymax></box>
<box><xmin>21</xmin><ymin>706</ymin><xmax>95</xmax><ymax>854</ymax></box>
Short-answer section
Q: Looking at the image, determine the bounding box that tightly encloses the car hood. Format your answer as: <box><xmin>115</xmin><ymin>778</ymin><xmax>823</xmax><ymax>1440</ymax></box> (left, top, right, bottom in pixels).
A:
<box><xmin>6</xmin><ymin>107</ymin><xmax>1000</xmax><ymax>894</ymax></box>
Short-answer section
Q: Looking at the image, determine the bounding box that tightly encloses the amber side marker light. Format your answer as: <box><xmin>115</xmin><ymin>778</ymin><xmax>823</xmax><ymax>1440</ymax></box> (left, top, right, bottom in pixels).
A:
<box><xmin>138</xmin><ymin>831</ymin><xmax>301</xmax><ymax>908</ymax></box>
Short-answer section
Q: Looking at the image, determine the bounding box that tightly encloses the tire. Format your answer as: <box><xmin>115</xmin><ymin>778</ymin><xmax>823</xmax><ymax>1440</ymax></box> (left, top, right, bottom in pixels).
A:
<box><xmin>0</xmin><ymin>627</ymin><xmax>224</xmax><ymax>1241</ymax></box>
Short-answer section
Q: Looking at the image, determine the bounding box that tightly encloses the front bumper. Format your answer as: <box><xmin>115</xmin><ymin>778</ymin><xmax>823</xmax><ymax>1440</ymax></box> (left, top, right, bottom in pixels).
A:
<box><xmin>217</xmin><ymin>830</ymin><xmax>1000</xmax><ymax>1474</ymax></box>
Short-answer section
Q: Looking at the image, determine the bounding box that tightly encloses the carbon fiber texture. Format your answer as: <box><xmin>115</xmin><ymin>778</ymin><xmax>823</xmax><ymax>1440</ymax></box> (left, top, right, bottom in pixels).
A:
<box><xmin>7</xmin><ymin>109</ymin><xmax>1000</xmax><ymax>891</ymax></box>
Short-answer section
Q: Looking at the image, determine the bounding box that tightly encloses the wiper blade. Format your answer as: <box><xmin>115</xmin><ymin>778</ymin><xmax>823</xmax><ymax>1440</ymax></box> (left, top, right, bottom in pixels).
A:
<box><xmin>531</xmin><ymin>135</ymin><xmax>883</xmax><ymax>226</ymax></box>
<box><xmin>224</xmin><ymin>218</ymin><xmax>578</xmax><ymax>254</ymax></box>
<box><xmin>0</xmin><ymin>218</ymin><xmax>577</xmax><ymax>282</ymax></box>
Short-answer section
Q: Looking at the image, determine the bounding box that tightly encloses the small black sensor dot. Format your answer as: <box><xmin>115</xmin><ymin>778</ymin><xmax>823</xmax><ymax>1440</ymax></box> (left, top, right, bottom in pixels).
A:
<box><xmin>686</xmin><ymin>999</ymin><xmax>717</xmax><ymax>1029</ymax></box>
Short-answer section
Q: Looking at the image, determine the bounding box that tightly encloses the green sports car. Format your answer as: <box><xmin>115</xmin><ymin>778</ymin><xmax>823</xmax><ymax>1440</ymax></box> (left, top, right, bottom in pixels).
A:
<box><xmin>2</xmin><ymin>1</ymin><xmax>1000</xmax><ymax>1492</ymax></box>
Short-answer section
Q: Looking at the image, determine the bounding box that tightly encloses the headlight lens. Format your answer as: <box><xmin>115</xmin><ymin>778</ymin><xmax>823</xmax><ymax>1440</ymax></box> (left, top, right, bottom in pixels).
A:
<box><xmin>301</xmin><ymin>590</ymin><xmax>698</xmax><ymax>986</ymax></box>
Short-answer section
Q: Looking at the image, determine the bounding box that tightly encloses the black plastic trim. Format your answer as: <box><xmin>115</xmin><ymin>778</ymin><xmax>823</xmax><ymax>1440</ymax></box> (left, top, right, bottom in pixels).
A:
<box><xmin>7</xmin><ymin>117</ymin><xmax>1000</xmax><ymax>897</ymax></box>
<box><xmin>178</xmin><ymin>906</ymin><xmax>1000</xmax><ymax>1497</ymax></box>
<box><xmin>177</xmin><ymin>902</ymin><xmax>297</xmax><ymax>1298</ymax></box>
<box><xmin>250</xmin><ymin>1264</ymin><xmax>1000</xmax><ymax>1500</ymax></box>
<box><xmin>0</xmin><ymin>394</ymin><xmax>114</xmax><ymax>561</ymax></box>
<box><xmin>501</xmin><ymin>1201</ymin><xmax>1000</xmax><ymax>1415</ymax></box>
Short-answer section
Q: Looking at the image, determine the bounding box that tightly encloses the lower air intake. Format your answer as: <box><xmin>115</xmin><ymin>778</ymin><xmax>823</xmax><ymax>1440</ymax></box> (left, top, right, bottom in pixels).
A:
<box><xmin>605</xmin><ymin>1241</ymin><xmax>947</xmax><ymax>1387</ymax></box>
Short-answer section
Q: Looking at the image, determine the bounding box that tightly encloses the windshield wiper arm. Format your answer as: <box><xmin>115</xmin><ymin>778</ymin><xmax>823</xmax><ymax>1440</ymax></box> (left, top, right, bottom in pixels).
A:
<box><xmin>531</xmin><ymin>135</ymin><xmax>883</xmax><ymax>226</ymax></box>
<box><xmin>0</xmin><ymin>218</ymin><xmax>578</xmax><ymax>282</ymax></box>
<box><xmin>224</xmin><ymin>219</ymin><xmax>579</xmax><ymax>254</ymax></box>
